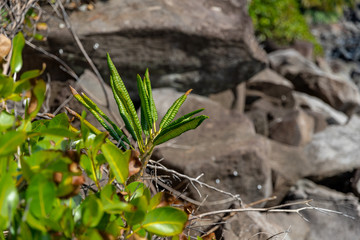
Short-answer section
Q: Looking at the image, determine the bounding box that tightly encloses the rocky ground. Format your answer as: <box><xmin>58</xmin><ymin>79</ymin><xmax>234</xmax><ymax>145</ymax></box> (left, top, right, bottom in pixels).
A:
<box><xmin>25</xmin><ymin>0</ymin><xmax>360</xmax><ymax>239</ymax></box>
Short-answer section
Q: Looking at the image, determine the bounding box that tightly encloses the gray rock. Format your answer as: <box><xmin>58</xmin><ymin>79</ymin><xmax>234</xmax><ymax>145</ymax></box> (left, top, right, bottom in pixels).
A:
<box><xmin>223</xmin><ymin>211</ymin><xmax>292</xmax><ymax>240</ymax></box>
<box><xmin>247</xmin><ymin>68</ymin><xmax>294</xmax><ymax>98</ymax></box>
<box><xmin>35</xmin><ymin>0</ymin><xmax>266</xmax><ymax>97</ymax></box>
<box><xmin>269</xmin><ymin>49</ymin><xmax>360</xmax><ymax>112</ymax></box>
<box><xmin>305</xmin><ymin>115</ymin><xmax>360</xmax><ymax>178</ymax></box>
<box><xmin>209</xmin><ymin>82</ymin><xmax>246</xmax><ymax>112</ymax></box>
<box><xmin>286</xmin><ymin>179</ymin><xmax>360</xmax><ymax>240</ymax></box>
<box><xmin>269</xmin><ymin>109</ymin><xmax>315</xmax><ymax>146</ymax></box>
<box><xmin>293</xmin><ymin>91</ymin><xmax>348</xmax><ymax>125</ymax></box>
<box><xmin>152</xmin><ymin>88</ymin><xmax>272</xmax><ymax>208</ymax></box>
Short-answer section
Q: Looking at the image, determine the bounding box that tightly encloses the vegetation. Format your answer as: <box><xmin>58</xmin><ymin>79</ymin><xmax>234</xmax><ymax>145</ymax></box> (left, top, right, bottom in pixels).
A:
<box><xmin>0</xmin><ymin>32</ymin><xmax>208</xmax><ymax>239</ymax></box>
<box><xmin>248</xmin><ymin>0</ymin><xmax>356</xmax><ymax>55</ymax></box>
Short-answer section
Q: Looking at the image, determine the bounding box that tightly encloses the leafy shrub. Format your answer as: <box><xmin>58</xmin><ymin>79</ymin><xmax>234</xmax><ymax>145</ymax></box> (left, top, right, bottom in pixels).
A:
<box><xmin>0</xmin><ymin>32</ymin><xmax>208</xmax><ymax>239</ymax></box>
<box><xmin>248</xmin><ymin>0</ymin><xmax>323</xmax><ymax>55</ymax></box>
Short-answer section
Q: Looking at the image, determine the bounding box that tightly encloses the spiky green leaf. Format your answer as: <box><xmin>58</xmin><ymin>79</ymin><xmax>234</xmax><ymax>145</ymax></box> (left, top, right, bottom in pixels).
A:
<box><xmin>144</xmin><ymin>69</ymin><xmax>158</xmax><ymax>123</ymax></box>
<box><xmin>154</xmin><ymin>115</ymin><xmax>208</xmax><ymax>145</ymax></box>
<box><xmin>159</xmin><ymin>89</ymin><xmax>192</xmax><ymax>129</ymax></box>
<box><xmin>137</xmin><ymin>74</ymin><xmax>152</xmax><ymax>133</ymax></box>
<box><xmin>107</xmin><ymin>54</ymin><xmax>142</xmax><ymax>141</ymax></box>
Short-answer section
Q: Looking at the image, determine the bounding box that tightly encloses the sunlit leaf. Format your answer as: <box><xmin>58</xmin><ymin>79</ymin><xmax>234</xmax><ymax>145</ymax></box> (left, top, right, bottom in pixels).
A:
<box><xmin>81</xmin><ymin>196</ymin><xmax>104</xmax><ymax>227</ymax></box>
<box><xmin>159</xmin><ymin>89</ymin><xmax>192</xmax><ymax>129</ymax></box>
<box><xmin>100</xmin><ymin>185</ymin><xmax>135</xmax><ymax>214</ymax></box>
<box><xmin>101</xmin><ymin>143</ymin><xmax>131</xmax><ymax>184</ymax></box>
<box><xmin>142</xmin><ymin>207</ymin><xmax>188</xmax><ymax>236</ymax></box>
<box><xmin>0</xmin><ymin>111</ymin><xmax>15</xmax><ymax>131</ymax></box>
<box><xmin>0</xmin><ymin>74</ymin><xmax>14</xmax><ymax>98</ymax></box>
<box><xmin>148</xmin><ymin>192</ymin><xmax>163</xmax><ymax>210</ymax></box>
<box><xmin>26</xmin><ymin>174</ymin><xmax>56</xmax><ymax>218</ymax></box>
<box><xmin>124</xmin><ymin>195</ymin><xmax>148</xmax><ymax>226</ymax></box>
<box><xmin>0</xmin><ymin>172</ymin><xmax>19</xmax><ymax>230</ymax></box>
<box><xmin>10</xmin><ymin>32</ymin><xmax>25</xmax><ymax>74</ymax></box>
<box><xmin>0</xmin><ymin>130</ymin><xmax>26</xmax><ymax>156</ymax></box>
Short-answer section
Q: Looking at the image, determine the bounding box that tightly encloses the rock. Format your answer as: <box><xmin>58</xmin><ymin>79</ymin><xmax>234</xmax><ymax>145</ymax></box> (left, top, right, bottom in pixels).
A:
<box><xmin>31</xmin><ymin>0</ymin><xmax>267</xmax><ymax>97</ymax></box>
<box><xmin>285</xmin><ymin>179</ymin><xmax>360</xmax><ymax>240</ymax></box>
<box><xmin>223</xmin><ymin>211</ymin><xmax>292</xmax><ymax>240</ymax></box>
<box><xmin>293</xmin><ymin>91</ymin><xmax>348</xmax><ymax>125</ymax></box>
<box><xmin>303</xmin><ymin>110</ymin><xmax>328</xmax><ymax>133</ymax></box>
<box><xmin>305</xmin><ymin>115</ymin><xmax>360</xmax><ymax>178</ymax></box>
<box><xmin>269</xmin><ymin>49</ymin><xmax>360</xmax><ymax>112</ymax></box>
<box><xmin>352</xmin><ymin>169</ymin><xmax>360</xmax><ymax>197</ymax></box>
<box><xmin>152</xmin><ymin>88</ymin><xmax>272</xmax><ymax>208</ymax></box>
<box><xmin>266</xmin><ymin>139</ymin><xmax>312</xmax><ymax>206</ymax></box>
<box><xmin>209</xmin><ymin>82</ymin><xmax>246</xmax><ymax>112</ymax></box>
<box><xmin>269</xmin><ymin>109</ymin><xmax>315</xmax><ymax>146</ymax></box>
<box><xmin>246</xmin><ymin>109</ymin><xmax>269</xmax><ymax>136</ymax></box>
<box><xmin>247</xmin><ymin>68</ymin><xmax>294</xmax><ymax>99</ymax></box>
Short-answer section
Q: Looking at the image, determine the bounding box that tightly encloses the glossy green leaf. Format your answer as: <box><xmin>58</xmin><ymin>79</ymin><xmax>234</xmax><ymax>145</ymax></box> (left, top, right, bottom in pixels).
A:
<box><xmin>27</xmin><ymin>79</ymin><xmax>46</xmax><ymax>119</ymax></box>
<box><xmin>0</xmin><ymin>172</ymin><xmax>19</xmax><ymax>230</ymax></box>
<box><xmin>0</xmin><ymin>74</ymin><xmax>14</xmax><ymax>98</ymax></box>
<box><xmin>0</xmin><ymin>111</ymin><xmax>15</xmax><ymax>131</ymax></box>
<box><xmin>25</xmin><ymin>211</ymin><xmax>47</xmax><ymax>232</ymax></box>
<box><xmin>100</xmin><ymin>185</ymin><xmax>135</xmax><ymax>214</ymax></box>
<box><xmin>148</xmin><ymin>192</ymin><xmax>163</xmax><ymax>210</ymax></box>
<box><xmin>107</xmin><ymin>54</ymin><xmax>142</xmax><ymax>141</ymax></box>
<box><xmin>126</xmin><ymin>181</ymin><xmax>151</xmax><ymax>202</ymax></box>
<box><xmin>48</xmin><ymin>112</ymin><xmax>69</xmax><ymax>129</ymax></box>
<box><xmin>35</xmin><ymin>128</ymin><xmax>78</xmax><ymax>138</ymax></box>
<box><xmin>26</xmin><ymin>174</ymin><xmax>56</xmax><ymax>218</ymax></box>
<box><xmin>20</xmin><ymin>64</ymin><xmax>45</xmax><ymax>80</ymax></box>
<box><xmin>154</xmin><ymin>115</ymin><xmax>208</xmax><ymax>146</ymax></box>
<box><xmin>0</xmin><ymin>130</ymin><xmax>26</xmax><ymax>156</ymax></box>
<box><xmin>159</xmin><ymin>90</ymin><xmax>192</xmax><ymax>129</ymax></box>
<box><xmin>80</xmin><ymin>154</ymin><xmax>99</xmax><ymax>184</ymax></box>
<box><xmin>10</xmin><ymin>32</ymin><xmax>25</xmax><ymax>74</ymax></box>
<box><xmin>101</xmin><ymin>143</ymin><xmax>131</xmax><ymax>184</ymax></box>
<box><xmin>81</xmin><ymin>196</ymin><xmax>104</xmax><ymax>227</ymax></box>
<box><xmin>124</xmin><ymin>195</ymin><xmax>148</xmax><ymax>226</ymax></box>
<box><xmin>142</xmin><ymin>207</ymin><xmax>188</xmax><ymax>236</ymax></box>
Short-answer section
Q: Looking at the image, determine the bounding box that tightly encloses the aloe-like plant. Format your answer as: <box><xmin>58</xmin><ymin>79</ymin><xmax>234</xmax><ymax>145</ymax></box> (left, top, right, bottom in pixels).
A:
<box><xmin>71</xmin><ymin>53</ymin><xmax>208</xmax><ymax>181</ymax></box>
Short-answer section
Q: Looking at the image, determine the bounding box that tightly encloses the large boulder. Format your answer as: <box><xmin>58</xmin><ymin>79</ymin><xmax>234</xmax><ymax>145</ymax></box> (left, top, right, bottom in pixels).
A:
<box><xmin>28</xmin><ymin>0</ymin><xmax>266</xmax><ymax>97</ymax></box>
<box><xmin>284</xmin><ymin>179</ymin><xmax>360</xmax><ymax>240</ymax></box>
<box><xmin>305</xmin><ymin>115</ymin><xmax>360</xmax><ymax>178</ymax></box>
<box><xmin>269</xmin><ymin>49</ymin><xmax>360</xmax><ymax>113</ymax></box>
<box><xmin>152</xmin><ymin>88</ymin><xmax>272</xmax><ymax>208</ymax></box>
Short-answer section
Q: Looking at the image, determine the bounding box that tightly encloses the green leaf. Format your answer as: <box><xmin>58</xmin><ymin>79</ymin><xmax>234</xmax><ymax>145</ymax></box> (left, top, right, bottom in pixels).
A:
<box><xmin>154</xmin><ymin>115</ymin><xmax>208</xmax><ymax>146</ymax></box>
<box><xmin>81</xmin><ymin>196</ymin><xmax>104</xmax><ymax>227</ymax></box>
<box><xmin>142</xmin><ymin>207</ymin><xmax>188</xmax><ymax>236</ymax></box>
<box><xmin>137</xmin><ymin>74</ymin><xmax>152</xmax><ymax>132</ymax></box>
<box><xmin>48</xmin><ymin>113</ymin><xmax>69</xmax><ymax>129</ymax></box>
<box><xmin>148</xmin><ymin>192</ymin><xmax>163</xmax><ymax>210</ymax></box>
<box><xmin>100</xmin><ymin>185</ymin><xmax>135</xmax><ymax>214</ymax></box>
<box><xmin>20</xmin><ymin>64</ymin><xmax>45</xmax><ymax>80</ymax></box>
<box><xmin>25</xmin><ymin>211</ymin><xmax>47</xmax><ymax>232</ymax></box>
<box><xmin>0</xmin><ymin>172</ymin><xmax>19</xmax><ymax>230</ymax></box>
<box><xmin>26</xmin><ymin>174</ymin><xmax>56</xmax><ymax>218</ymax></box>
<box><xmin>124</xmin><ymin>195</ymin><xmax>148</xmax><ymax>226</ymax></box>
<box><xmin>167</xmin><ymin>109</ymin><xmax>204</xmax><ymax>128</ymax></box>
<box><xmin>0</xmin><ymin>111</ymin><xmax>15</xmax><ymax>131</ymax></box>
<box><xmin>144</xmin><ymin>69</ymin><xmax>158</xmax><ymax>123</ymax></box>
<box><xmin>35</xmin><ymin>128</ymin><xmax>78</xmax><ymax>138</ymax></box>
<box><xmin>10</xmin><ymin>32</ymin><xmax>25</xmax><ymax>74</ymax></box>
<box><xmin>126</xmin><ymin>181</ymin><xmax>151</xmax><ymax>202</ymax></box>
<box><xmin>0</xmin><ymin>74</ymin><xmax>14</xmax><ymax>98</ymax></box>
<box><xmin>27</xmin><ymin>79</ymin><xmax>46</xmax><ymax>119</ymax></box>
<box><xmin>101</xmin><ymin>143</ymin><xmax>131</xmax><ymax>184</ymax></box>
<box><xmin>107</xmin><ymin>54</ymin><xmax>142</xmax><ymax>142</ymax></box>
<box><xmin>81</xmin><ymin>91</ymin><xmax>130</xmax><ymax>146</ymax></box>
<box><xmin>159</xmin><ymin>89</ymin><xmax>192</xmax><ymax>129</ymax></box>
<box><xmin>0</xmin><ymin>130</ymin><xmax>26</xmax><ymax>156</ymax></box>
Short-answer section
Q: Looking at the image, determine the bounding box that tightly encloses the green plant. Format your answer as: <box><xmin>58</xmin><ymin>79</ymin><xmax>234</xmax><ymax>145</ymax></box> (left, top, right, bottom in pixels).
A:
<box><xmin>248</xmin><ymin>0</ymin><xmax>323</xmax><ymax>55</ymax></box>
<box><xmin>70</xmin><ymin>54</ymin><xmax>208</xmax><ymax>182</ymax></box>
<box><xmin>0</xmin><ymin>32</ymin><xmax>208</xmax><ymax>239</ymax></box>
